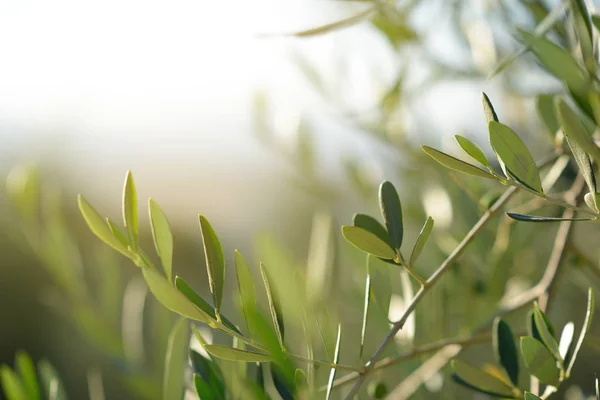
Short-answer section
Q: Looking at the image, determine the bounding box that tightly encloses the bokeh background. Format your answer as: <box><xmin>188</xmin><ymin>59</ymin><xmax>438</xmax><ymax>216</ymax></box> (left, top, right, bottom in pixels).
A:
<box><xmin>1</xmin><ymin>0</ymin><xmax>599</xmax><ymax>399</ymax></box>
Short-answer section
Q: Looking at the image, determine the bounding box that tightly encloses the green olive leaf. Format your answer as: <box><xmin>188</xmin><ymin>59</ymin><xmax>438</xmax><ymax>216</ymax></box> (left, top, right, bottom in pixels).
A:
<box><xmin>422</xmin><ymin>146</ymin><xmax>498</xmax><ymax>180</ymax></box>
<box><xmin>342</xmin><ymin>226</ymin><xmax>396</xmax><ymax>260</ymax></box>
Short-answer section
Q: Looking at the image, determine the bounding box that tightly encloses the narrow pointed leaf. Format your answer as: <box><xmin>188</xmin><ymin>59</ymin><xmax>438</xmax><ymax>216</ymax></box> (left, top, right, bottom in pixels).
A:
<box><xmin>353</xmin><ymin>214</ymin><xmax>390</xmax><ymax>246</ymax></box>
<box><xmin>193</xmin><ymin>375</ymin><xmax>213</xmax><ymax>399</ymax></box>
<box><xmin>198</xmin><ymin>216</ymin><xmax>225</xmax><ymax>312</ymax></box>
<box><xmin>379</xmin><ymin>181</ymin><xmax>403</xmax><ymax>250</ymax></box>
<box><xmin>105</xmin><ymin>218</ymin><xmax>130</xmax><ymax>249</ymax></box>
<box><xmin>571</xmin><ymin>0</ymin><xmax>595</xmax><ymax>74</ymax></box>
<box><xmin>482</xmin><ymin>92</ymin><xmax>499</xmax><ymax>122</ymax></box>
<box><xmin>360</xmin><ymin>262</ymin><xmax>371</xmax><ymax>360</ymax></box>
<box><xmin>234</xmin><ymin>250</ymin><xmax>257</xmax><ymax>335</ymax></box>
<box><xmin>149</xmin><ymin>199</ymin><xmax>173</xmax><ymax>282</ymax></box>
<box><xmin>409</xmin><ymin>217</ymin><xmax>434</xmax><ymax>267</ymax></box>
<box><xmin>283</xmin><ymin>7</ymin><xmax>375</xmax><ymax>37</ymax></box>
<box><xmin>451</xmin><ymin>360</ymin><xmax>515</xmax><ymax>397</ymax></box>
<box><xmin>16</xmin><ymin>352</ymin><xmax>41</xmax><ymax>400</ymax></box>
<box><xmin>493</xmin><ymin>318</ymin><xmax>519</xmax><ymax>386</ymax></box>
<box><xmin>524</xmin><ymin>392</ymin><xmax>542</xmax><ymax>400</ymax></box>
<box><xmin>566</xmin><ymin>288</ymin><xmax>595</xmax><ymax>375</ymax></box>
<box><xmin>204</xmin><ymin>345</ymin><xmax>273</xmax><ymax>362</ymax></box>
<box><xmin>342</xmin><ymin>226</ymin><xmax>396</xmax><ymax>259</ymax></box>
<box><xmin>520</xmin><ymin>337</ymin><xmax>560</xmax><ymax>386</ymax></box>
<box><xmin>260</xmin><ymin>263</ymin><xmax>285</xmax><ymax>347</ymax></box>
<box><xmin>506</xmin><ymin>213</ymin><xmax>595</xmax><ymax>222</ymax></box>
<box><xmin>533</xmin><ymin>303</ymin><xmax>562</xmax><ymax>362</ymax></box>
<box><xmin>122</xmin><ymin>171</ymin><xmax>138</xmax><ymax>251</ymax></box>
<box><xmin>451</xmin><ymin>374</ymin><xmax>514</xmax><ymax>398</ymax></box>
<box><xmin>1</xmin><ymin>366</ymin><xmax>27</xmax><ymax>400</ymax></box>
<box><xmin>536</xmin><ymin>95</ymin><xmax>560</xmax><ymax>136</ymax></box>
<box><xmin>489</xmin><ymin>121</ymin><xmax>542</xmax><ymax>192</ymax></box>
<box><xmin>455</xmin><ymin>135</ymin><xmax>491</xmax><ymax>169</ymax></box>
<box><xmin>558</xmin><ymin>322</ymin><xmax>575</xmax><ymax>360</ymax></box>
<box><xmin>272</xmin><ymin>366</ymin><xmax>295</xmax><ymax>400</ymax></box>
<box><xmin>142</xmin><ymin>268</ymin><xmax>213</xmax><ymax>323</ymax></box>
<box><xmin>325</xmin><ymin>324</ymin><xmax>342</xmax><ymax>400</ymax></box>
<box><xmin>422</xmin><ymin>146</ymin><xmax>498</xmax><ymax>180</ymax></box>
<box><xmin>163</xmin><ymin>318</ymin><xmax>189</xmax><ymax>400</ymax></box>
<box><xmin>78</xmin><ymin>195</ymin><xmax>131</xmax><ymax>257</ymax></box>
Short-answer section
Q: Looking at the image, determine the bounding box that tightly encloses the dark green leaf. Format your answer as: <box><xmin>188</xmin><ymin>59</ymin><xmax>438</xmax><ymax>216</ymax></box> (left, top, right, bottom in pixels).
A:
<box><xmin>122</xmin><ymin>171</ymin><xmax>139</xmax><ymax>251</ymax></box>
<box><xmin>455</xmin><ymin>135</ymin><xmax>491</xmax><ymax>169</ymax></box>
<box><xmin>163</xmin><ymin>318</ymin><xmax>189</xmax><ymax>400</ymax></box>
<box><xmin>341</xmin><ymin>226</ymin><xmax>396</xmax><ymax>259</ymax></box>
<box><xmin>379</xmin><ymin>181</ymin><xmax>403</xmax><ymax>250</ymax></box>
<box><xmin>520</xmin><ymin>337</ymin><xmax>560</xmax><ymax>386</ymax></box>
<box><xmin>149</xmin><ymin>199</ymin><xmax>173</xmax><ymax>282</ymax></box>
<box><xmin>409</xmin><ymin>217</ymin><xmax>434</xmax><ymax>267</ymax></box>
<box><xmin>325</xmin><ymin>324</ymin><xmax>342</xmax><ymax>400</ymax></box>
<box><xmin>353</xmin><ymin>214</ymin><xmax>390</xmax><ymax>246</ymax></box>
<box><xmin>38</xmin><ymin>360</ymin><xmax>67</xmax><ymax>400</ymax></box>
<box><xmin>198</xmin><ymin>215</ymin><xmax>226</xmax><ymax>313</ymax></box>
<box><xmin>260</xmin><ymin>263</ymin><xmax>285</xmax><ymax>347</ymax></box>
<box><xmin>506</xmin><ymin>213</ymin><xmax>595</xmax><ymax>222</ymax></box>
<box><xmin>524</xmin><ymin>392</ymin><xmax>542</xmax><ymax>400</ymax></box>
<box><xmin>189</xmin><ymin>351</ymin><xmax>224</xmax><ymax>398</ymax></box>
<box><xmin>451</xmin><ymin>360</ymin><xmax>516</xmax><ymax>398</ymax></box>
<box><xmin>592</xmin><ymin>13</ymin><xmax>600</xmax><ymax>31</ymax></box>
<box><xmin>566</xmin><ymin>287</ymin><xmax>595</xmax><ymax>375</ymax></box>
<box><xmin>234</xmin><ymin>250</ymin><xmax>257</xmax><ymax>335</ymax></box>
<box><xmin>204</xmin><ymin>345</ymin><xmax>273</xmax><ymax>362</ymax></box>
<box><xmin>451</xmin><ymin>374</ymin><xmax>514</xmax><ymax>398</ymax></box>
<box><xmin>493</xmin><ymin>318</ymin><xmax>519</xmax><ymax>387</ymax></box>
<box><xmin>533</xmin><ymin>303</ymin><xmax>562</xmax><ymax>362</ymax></box>
<box><xmin>422</xmin><ymin>146</ymin><xmax>498</xmax><ymax>180</ymax></box>
<box><xmin>143</xmin><ymin>268</ymin><xmax>213</xmax><ymax>323</ymax></box>
<box><xmin>272</xmin><ymin>366</ymin><xmax>295</xmax><ymax>400</ymax></box>
<box><xmin>15</xmin><ymin>352</ymin><xmax>41</xmax><ymax>400</ymax></box>
<box><xmin>1</xmin><ymin>366</ymin><xmax>27</xmax><ymax>400</ymax></box>
<box><xmin>193</xmin><ymin>374</ymin><xmax>214</xmax><ymax>399</ymax></box>
<box><xmin>536</xmin><ymin>95</ymin><xmax>560</xmax><ymax>136</ymax></box>
<box><xmin>482</xmin><ymin>92</ymin><xmax>499</xmax><ymax>122</ymax></box>
<box><xmin>488</xmin><ymin>121</ymin><xmax>542</xmax><ymax>193</ymax></box>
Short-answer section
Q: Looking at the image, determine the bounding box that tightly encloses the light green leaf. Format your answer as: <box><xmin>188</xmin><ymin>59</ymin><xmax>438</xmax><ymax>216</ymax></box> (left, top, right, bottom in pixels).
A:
<box><xmin>260</xmin><ymin>263</ymin><xmax>285</xmax><ymax>348</ymax></box>
<box><xmin>284</xmin><ymin>7</ymin><xmax>376</xmax><ymax>37</ymax></box>
<box><xmin>105</xmin><ymin>218</ymin><xmax>130</xmax><ymax>249</ymax></box>
<box><xmin>421</xmin><ymin>146</ymin><xmax>498</xmax><ymax>180</ymax></box>
<box><xmin>38</xmin><ymin>360</ymin><xmax>67</xmax><ymax>400</ymax></box>
<box><xmin>234</xmin><ymin>250</ymin><xmax>257</xmax><ymax>335</ymax></box>
<box><xmin>371</xmin><ymin>6</ymin><xmax>417</xmax><ymax>49</ymax></box>
<box><xmin>306</xmin><ymin>212</ymin><xmax>336</xmax><ymax>301</ymax></box>
<box><xmin>204</xmin><ymin>345</ymin><xmax>273</xmax><ymax>362</ymax></box>
<box><xmin>122</xmin><ymin>171</ymin><xmax>138</xmax><ymax>251</ymax></box>
<box><xmin>536</xmin><ymin>95</ymin><xmax>560</xmax><ymax>136</ymax></box>
<box><xmin>142</xmin><ymin>268</ymin><xmax>213</xmax><ymax>323</ymax></box>
<box><xmin>379</xmin><ymin>181</ymin><xmax>403</xmax><ymax>250</ymax></box>
<box><xmin>585</xmin><ymin>193</ymin><xmax>599</xmax><ymax>212</ymax></box>
<box><xmin>16</xmin><ymin>351</ymin><xmax>41</xmax><ymax>400</ymax></box>
<box><xmin>163</xmin><ymin>318</ymin><xmax>189</xmax><ymax>400</ymax></box>
<box><xmin>533</xmin><ymin>303</ymin><xmax>562</xmax><ymax>362</ymax></box>
<box><xmin>482</xmin><ymin>92</ymin><xmax>499</xmax><ymax>122</ymax></box>
<box><xmin>325</xmin><ymin>324</ymin><xmax>342</xmax><ymax>400</ymax></box>
<box><xmin>506</xmin><ymin>213</ymin><xmax>595</xmax><ymax>222</ymax></box>
<box><xmin>409</xmin><ymin>217</ymin><xmax>434</xmax><ymax>268</ymax></box>
<box><xmin>451</xmin><ymin>360</ymin><xmax>516</xmax><ymax>398</ymax></box>
<box><xmin>570</xmin><ymin>0</ymin><xmax>595</xmax><ymax>74</ymax></box>
<box><xmin>493</xmin><ymin>318</ymin><xmax>519</xmax><ymax>387</ymax></box>
<box><xmin>353</xmin><ymin>214</ymin><xmax>390</xmax><ymax>246</ymax></box>
<box><xmin>488</xmin><ymin>121</ymin><xmax>543</xmax><ymax>192</ymax></box>
<box><xmin>360</xmin><ymin>261</ymin><xmax>371</xmax><ymax>361</ymax></box>
<box><xmin>524</xmin><ymin>392</ymin><xmax>542</xmax><ymax>400</ymax></box>
<box><xmin>78</xmin><ymin>195</ymin><xmax>132</xmax><ymax>258</ymax></box>
<box><xmin>558</xmin><ymin>322</ymin><xmax>575</xmax><ymax>360</ymax></box>
<box><xmin>342</xmin><ymin>226</ymin><xmax>396</xmax><ymax>260</ymax></box>
<box><xmin>1</xmin><ymin>366</ymin><xmax>27</xmax><ymax>400</ymax></box>
<box><xmin>455</xmin><ymin>135</ymin><xmax>491</xmax><ymax>169</ymax></box>
<box><xmin>520</xmin><ymin>337</ymin><xmax>560</xmax><ymax>386</ymax></box>
<box><xmin>149</xmin><ymin>199</ymin><xmax>173</xmax><ymax>282</ymax></box>
<box><xmin>198</xmin><ymin>215</ymin><xmax>225</xmax><ymax>313</ymax></box>
<box><xmin>566</xmin><ymin>287</ymin><xmax>595</xmax><ymax>375</ymax></box>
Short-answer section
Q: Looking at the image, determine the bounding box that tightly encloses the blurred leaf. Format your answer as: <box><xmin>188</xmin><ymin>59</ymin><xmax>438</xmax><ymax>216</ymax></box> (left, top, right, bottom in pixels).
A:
<box><xmin>482</xmin><ymin>92</ymin><xmax>499</xmax><ymax>122</ymax></box>
<box><xmin>272</xmin><ymin>366</ymin><xmax>295</xmax><ymax>400</ymax></box>
<box><xmin>38</xmin><ymin>360</ymin><xmax>67</xmax><ymax>400</ymax></box>
<box><xmin>198</xmin><ymin>215</ymin><xmax>226</xmax><ymax>313</ymax></box>
<box><xmin>455</xmin><ymin>135</ymin><xmax>491</xmax><ymax>169</ymax></box>
<box><xmin>409</xmin><ymin>217</ymin><xmax>434</xmax><ymax>268</ymax></box>
<box><xmin>524</xmin><ymin>392</ymin><xmax>542</xmax><ymax>400</ymax></box>
<box><xmin>325</xmin><ymin>324</ymin><xmax>342</xmax><ymax>400</ymax></box>
<box><xmin>488</xmin><ymin>121</ymin><xmax>542</xmax><ymax>193</ymax></box>
<box><xmin>536</xmin><ymin>95</ymin><xmax>560</xmax><ymax>136</ymax></box>
<box><xmin>122</xmin><ymin>171</ymin><xmax>139</xmax><ymax>251</ymax></box>
<box><xmin>596</xmin><ymin>376</ymin><xmax>599</xmax><ymax>399</ymax></box>
<box><xmin>353</xmin><ymin>214</ymin><xmax>390</xmax><ymax>246</ymax></box>
<box><xmin>143</xmin><ymin>268</ymin><xmax>213</xmax><ymax>323</ymax></box>
<box><xmin>421</xmin><ymin>146</ymin><xmax>498</xmax><ymax>180</ymax></box>
<box><xmin>1</xmin><ymin>366</ymin><xmax>27</xmax><ymax>400</ymax></box>
<box><xmin>174</xmin><ymin>276</ymin><xmax>241</xmax><ymax>334</ymax></box>
<box><xmin>360</xmin><ymin>260</ymin><xmax>371</xmax><ymax>360</ymax></box>
<box><xmin>163</xmin><ymin>318</ymin><xmax>189</xmax><ymax>400</ymax></box>
<box><xmin>284</xmin><ymin>6</ymin><xmax>376</xmax><ymax>37</ymax></box>
<box><xmin>16</xmin><ymin>352</ymin><xmax>41</xmax><ymax>400</ymax></box>
<box><xmin>294</xmin><ymin>369</ymin><xmax>306</xmax><ymax>389</ymax></box>
<box><xmin>493</xmin><ymin>318</ymin><xmax>519</xmax><ymax>387</ymax></box>
<box><xmin>306</xmin><ymin>212</ymin><xmax>336</xmax><ymax>302</ymax></box>
<box><xmin>592</xmin><ymin>13</ymin><xmax>600</xmax><ymax>31</ymax></box>
<box><xmin>506</xmin><ymin>213</ymin><xmax>595</xmax><ymax>222</ymax></box>
<box><xmin>379</xmin><ymin>181</ymin><xmax>403</xmax><ymax>251</ymax></box>
<box><xmin>368</xmin><ymin>381</ymin><xmax>388</xmax><ymax>399</ymax></box>
<box><xmin>450</xmin><ymin>360</ymin><xmax>516</xmax><ymax>398</ymax></box>
<box><xmin>204</xmin><ymin>346</ymin><xmax>273</xmax><ymax>362</ymax></box>
<box><xmin>585</xmin><ymin>192</ymin><xmax>599</xmax><ymax>212</ymax></box>
<box><xmin>570</xmin><ymin>0</ymin><xmax>595</xmax><ymax>74</ymax></box>
<box><xmin>371</xmin><ymin>6</ymin><xmax>417</xmax><ymax>49</ymax></box>
<box><xmin>369</xmin><ymin>255</ymin><xmax>392</xmax><ymax>318</ymax></box>
<box><xmin>193</xmin><ymin>374</ymin><xmax>214</xmax><ymax>399</ymax></box>
<box><xmin>5</xmin><ymin>164</ymin><xmax>40</xmax><ymax>219</ymax></box>
<box><xmin>342</xmin><ymin>226</ymin><xmax>396</xmax><ymax>259</ymax></box>
<box><xmin>78</xmin><ymin>195</ymin><xmax>132</xmax><ymax>258</ymax></box>
<box><xmin>518</xmin><ymin>29</ymin><xmax>592</xmax><ymax>118</ymax></box>
<box><xmin>149</xmin><ymin>199</ymin><xmax>174</xmax><ymax>282</ymax></box>
<box><xmin>189</xmin><ymin>349</ymin><xmax>225</xmax><ymax>398</ymax></box>
<box><xmin>566</xmin><ymin>287</ymin><xmax>595</xmax><ymax>375</ymax></box>
<box><xmin>260</xmin><ymin>263</ymin><xmax>285</xmax><ymax>347</ymax></box>
<box><xmin>558</xmin><ymin>322</ymin><xmax>575</xmax><ymax>360</ymax></box>
<box><xmin>520</xmin><ymin>337</ymin><xmax>560</xmax><ymax>386</ymax></box>
<box><xmin>234</xmin><ymin>251</ymin><xmax>257</xmax><ymax>335</ymax></box>
<box><xmin>533</xmin><ymin>303</ymin><xmax>562</xmax><ymax>362</ymax></box>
